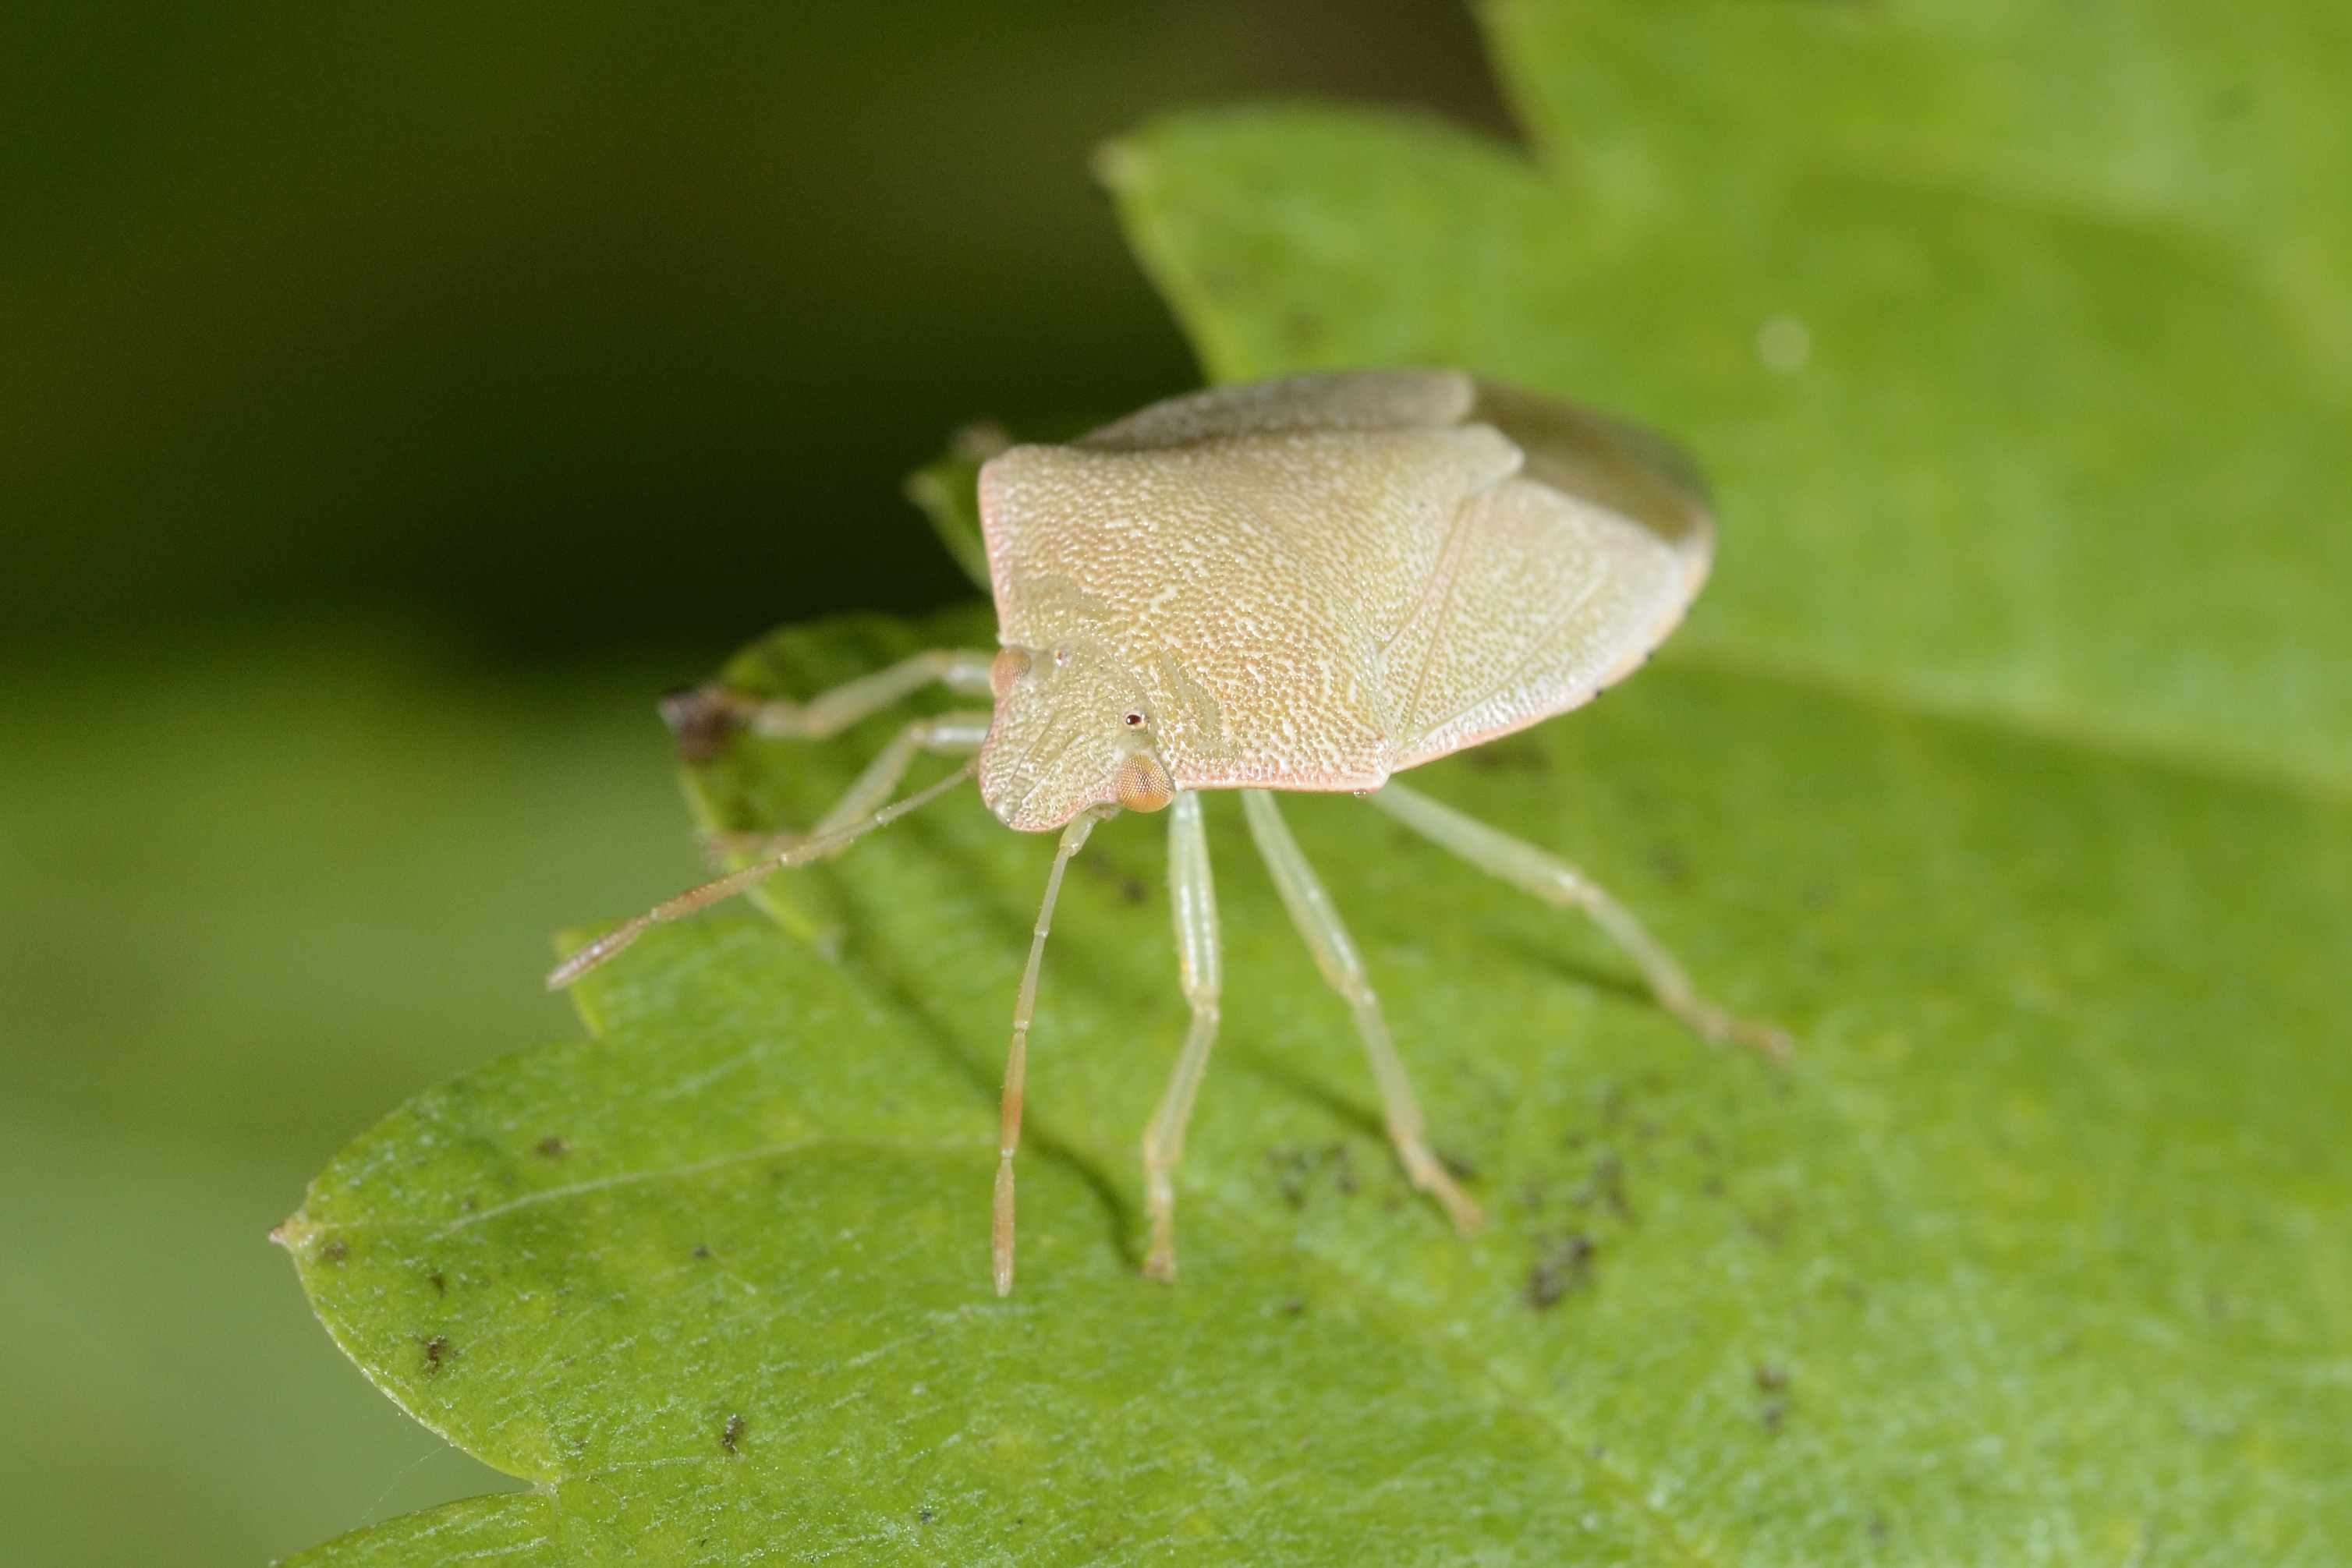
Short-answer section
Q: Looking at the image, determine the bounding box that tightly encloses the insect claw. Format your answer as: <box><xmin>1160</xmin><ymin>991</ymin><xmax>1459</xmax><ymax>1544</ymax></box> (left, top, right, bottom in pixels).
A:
<box><xmin>1431</xmin><ymin>1177</ymin><xmax>1486</xmax><ymax>1237</ymax></box>
<box><xmin>1692</xmin><ymin>1002</ymin><xmax>1796</xmax><ymax>1065</ymax></box>
<box><xmin>1734</xmin><ymin>1020</ymin><xmax>1798</xmax><ymax>1066</ymax></box>
<box><xmin>660</xmin><ymin>684</ymin><xmax>747</xmax><ymax>764</ymax></box>
<box><xmin>546</xmin><ymin>921</ymin><xmax>643</xmax><ymax>990</ymax></box>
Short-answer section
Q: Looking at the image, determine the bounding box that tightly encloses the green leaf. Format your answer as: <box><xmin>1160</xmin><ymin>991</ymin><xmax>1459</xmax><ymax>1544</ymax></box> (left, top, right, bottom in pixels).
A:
<box><xmin>283</xmin><ymin>6</ymin><xmax>2352</xmax><ymax>1562</ymax></box>
<box><xmin>903</xmin><ymin>446</ymin><xmax>994</xmax><ymax>596</ymax></box>
<box><xmin>282</xmin><ymin>603</ymin><xmax>2349</xmax><ymax>1563</ymax></box>
<box><xmin>1104</xmin><ymin>0</ymin><xmax>2352</xmax><ymax>794</ymax></box>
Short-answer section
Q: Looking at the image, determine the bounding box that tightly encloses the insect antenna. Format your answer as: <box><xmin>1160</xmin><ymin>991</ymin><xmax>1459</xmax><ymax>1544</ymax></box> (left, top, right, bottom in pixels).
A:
<box><xmin>992</xmin><ymin>806</ymin><xmax>1106</xmax><ymax>1296</ymax></box>
<box><xmin>544</xmin><ymin>757</ymin><xmax>979</xmax><ymax>990</ymax></box>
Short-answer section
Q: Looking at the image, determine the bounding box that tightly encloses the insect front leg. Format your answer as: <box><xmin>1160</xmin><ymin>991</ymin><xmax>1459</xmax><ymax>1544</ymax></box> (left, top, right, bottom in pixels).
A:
<box><xmin>1239</xmin><ymin>791</ymin><xmax>1485</xmax><ymax>1237</ymax></box>
<box><xmin>545</xmin><ymin>758</ymin><xmax>978</xmax><ymax>991</ymax></box>
<box><xmin>663</xmin><ymin>648</ymin><xmax>996</xmax><ymax>760</ymax></box>
<box><xmin>992</xmin><ymin>810</ymin><xmax>1104</xmax><ymax>1297</ymax></box>
<box><xmin>1142</xmin><ymin>791</ymin><xmax>1221</xmax><ymax>1282</ymax></box>
<box><xmin>1367</xmin><ymin>782</ymin><xmax>1791</xmax><ymax>1062</ymax></box>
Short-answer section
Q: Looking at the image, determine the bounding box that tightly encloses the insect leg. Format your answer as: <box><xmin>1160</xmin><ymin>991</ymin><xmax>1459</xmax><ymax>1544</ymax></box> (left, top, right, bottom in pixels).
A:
<box><xmin>1239</xmin><ymin>791</ymin><xmax>1484</xmax><ymax>1235</ymax></box>
<box><xmin>993</xmin><ymin>809</ymin><xmax>1105</xmax><ymax>1297</ymax></box>
<box><xmin>1367</xmin><ymin>781</ymin><xmax>1791</xmax><ymax>1062</ymax></box>
<box><xmin>1142</xmin><ymin>791</ymin><xmax>1222</xmax><ymax>1282</ymax></box>
<box><xmin>664</xmin><ymin>648</ymin><xmax>995</xmax><ymax>756</ymax></box>
<box><xmin>701</xmin><ymin>712</ymin><xmax>991</xmax><ymax>865</ymax></box>
<box><xmin>545</xmin><ymin>756</ymin><xmax>978</xmax><ymax>991</ymax></box>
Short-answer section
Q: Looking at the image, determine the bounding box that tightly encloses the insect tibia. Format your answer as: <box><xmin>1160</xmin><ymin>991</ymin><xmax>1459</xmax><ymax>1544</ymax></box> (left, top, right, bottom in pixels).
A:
<box><xmin>544</xmin><ymin>759</ymin><xmax>980</xmax><ymax>993</ymax></box>
<box><xmin>546</xmin><ymin>920</ymin><xmax>647</xmax><ymax>989</ymax></box>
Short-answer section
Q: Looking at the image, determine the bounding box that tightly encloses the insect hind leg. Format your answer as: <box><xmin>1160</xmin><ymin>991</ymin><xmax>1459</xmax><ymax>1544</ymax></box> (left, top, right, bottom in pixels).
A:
<box><xmin>1367</xmin><ymin>781</ymin><xmax>1791</xmax><ymax>1062</ymax></box>
<box><xmin>1239</xmin><ymin>791</ymin><xmax>1483</xmax><ymax>1236</ymax></box>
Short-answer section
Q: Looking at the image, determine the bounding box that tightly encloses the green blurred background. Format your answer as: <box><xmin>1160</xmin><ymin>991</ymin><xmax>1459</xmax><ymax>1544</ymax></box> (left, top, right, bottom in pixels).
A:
<box><xmin>0</xmin><ymin>5</ymin><xmax>1507</xmax><ymax>1563</ymax></box>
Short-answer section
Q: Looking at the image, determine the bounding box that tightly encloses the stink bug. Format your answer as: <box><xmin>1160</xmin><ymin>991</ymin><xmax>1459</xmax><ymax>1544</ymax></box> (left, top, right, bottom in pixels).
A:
<box><xmin>551</xmin><ymin>370</ymin><xmax>1789</xmax><ymax>1294</ymax></box>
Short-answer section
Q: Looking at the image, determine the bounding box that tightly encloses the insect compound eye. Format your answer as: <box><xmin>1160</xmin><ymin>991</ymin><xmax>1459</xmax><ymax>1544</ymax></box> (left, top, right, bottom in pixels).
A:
<box><xmin>1114</xmin><ymin>752</ymin><xmax>1174</xmax><ymax>813</ymax></box>
<box><xmin>990</xmin><ymin>646</ymin><xmax>1033</xmax><ymax>700</ymax></box>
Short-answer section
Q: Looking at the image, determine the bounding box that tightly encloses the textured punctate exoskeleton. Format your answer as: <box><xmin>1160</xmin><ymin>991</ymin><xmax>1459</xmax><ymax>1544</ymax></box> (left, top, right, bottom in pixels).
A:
<box><xmin>551</xmin><ymin>370</ymin><xmax>1789</xmax><ymax>1296</ymax></box>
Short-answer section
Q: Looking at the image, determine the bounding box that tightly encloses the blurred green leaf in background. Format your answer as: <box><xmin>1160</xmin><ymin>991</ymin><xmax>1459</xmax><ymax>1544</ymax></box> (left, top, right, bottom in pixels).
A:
<box><xmin>265</xmin><ymin>2</ymin><xmax>2349</xmax><ymax>1564</ymax></box>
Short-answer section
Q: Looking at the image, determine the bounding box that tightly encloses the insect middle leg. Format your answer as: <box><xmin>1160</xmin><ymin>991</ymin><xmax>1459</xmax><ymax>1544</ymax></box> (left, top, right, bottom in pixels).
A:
<box><xmin>1239</xmin><ymin>790</ymin><xmax>1484</xmax><ymax>1235</ymax></box>
<box><xmin>667</xmin><ymin>648</ymin><xmax>995</xmax><ymax>746</ymax></box>
<box><xmin>1142</xmin><ymin>790</ymin><xmax>1221</xmax><ymax>1281</ymax></box>
<box><xmin>1368</xmin><ymin>781</ymin><xmax>1791</xmax><ymax>1061</ymax></box>
<box><xmin>704</xmin><ymin>711</ymin><xmax>994</xmax><ymax>865</ymax></box>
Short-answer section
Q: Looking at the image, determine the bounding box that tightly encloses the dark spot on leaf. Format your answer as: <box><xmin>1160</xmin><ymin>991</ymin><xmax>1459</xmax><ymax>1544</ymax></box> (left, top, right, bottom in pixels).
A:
<box><xmin>1526</xmin><ymin>1233</ymin><xmax>1597</xmax><ymax>1310</ymax></box>
<box><xmin>534</xmin><ymin>1135</ymin><xmax>569</xmax><ymax>1159</ymax></box>
<box><xmin>692</xmin><ymin>1244</ymin><xmax>712</xmax><ymax>1259</ymax></box>
<box><xmin>1280</xmin><ymin>307</ymin><xmax>1328</xmax><ymax>354</ymax></box>
<box><xmin>429</xmin><ymin>1271</ymin><xmax>447</xmax><ymax>1295</ymax></box>
<box><xmin>1268</xmin><ymin>1145</ymin><xmax>1311</xmax><ymax>1209</ymax></box>
<box><xmin>423</xmin><ymin>1336</ymin><xmax>448</xmax><ymax>1376</ymax></box>
<box><xmin>321</xmin><ymin>1237</ymin><xmax>349</xmax><ymax>1264</ymax></box>
<box><xmin>1269</xmin><ymin>1141</ymin><xmax>1374</xmax><ymax>1209</ymax></box>
<box><xmin>1118</xmin><ymin>876</ymin><xmax>1147</xmax><ymax>905</ymax></box>
<box><xmin>1437</xmin><ymin>1146</ymin><xmax>1478</xmax><ymax>1183</ymax></box>
<box><xmin>1574</xmin><ymin>1152</ymin><xmax>1635</xmax><ymax>1223</ymax></box>
<box><xmin>721</xmin><ymin>1414</ymin><xmax>746</xmax><ymax>1454</ymax></box>
<box><xmin>918</xmin><ymin>1506</ymin><xmax>936</xmax><ymax>1525</ymax></box>
<box><xmin>1755</xmin><ymin>1362</ymin><xmax>1792</xmax><ymax>1432</ymax></box>
<box><xmin>1742</xmin><ymin>1195</ymin><xmax>1794</xmax><ymax>1248</ymax></box>
<box><xmin>1280</xmin><ymin>1297</ymin><xmax>1306</xmax><ymax>1318</ymax></box>
<box><xmin>1868</xmin><ymin>1512</ymin><xmax>1889</xmax><ymax>1543</ymax></box>
<box><xmin>1649</xmin><ymin>844</ymin><xmax>1689</xmax><ymax>884</ymax></box>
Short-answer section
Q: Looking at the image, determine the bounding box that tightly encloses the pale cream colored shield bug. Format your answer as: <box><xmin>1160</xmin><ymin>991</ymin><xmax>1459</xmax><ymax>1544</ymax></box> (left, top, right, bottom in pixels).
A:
<box><xmin>549</xmin><ymin>369</ymin><xmax>1791</xmax><ymax>1295</ymax></box>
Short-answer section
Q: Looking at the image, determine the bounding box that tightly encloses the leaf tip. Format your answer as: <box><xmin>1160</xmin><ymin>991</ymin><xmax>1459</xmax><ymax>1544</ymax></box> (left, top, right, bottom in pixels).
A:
<box><xmin>1090</xmin><ymin>136</ymin><xmax>1146</xmax><ymax>194</ymax></box>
